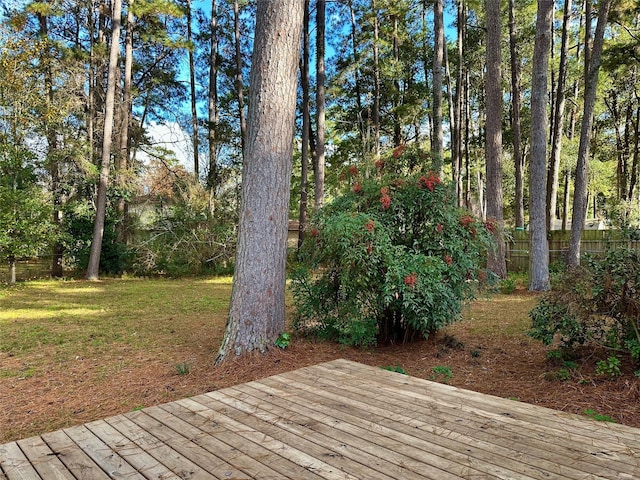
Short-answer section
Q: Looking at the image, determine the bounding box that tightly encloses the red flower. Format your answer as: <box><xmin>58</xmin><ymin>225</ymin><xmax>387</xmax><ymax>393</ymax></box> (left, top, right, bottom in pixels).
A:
<box><xmin>444</xmin><ymin>255</ymin><xmax>453</xmax><ymax>265</ymax></box>
<box><xmin>380</xmin><ymin>186</ymin><xmax>389</xmax><ymax>195</ymax></box>
<box><xmin>436</xmin><ymin>223</ymin><xmax>443</xmax><ymax>233</ymax></box>
<box><xmin>418</xmin><ymin>173</ymin><xmax>442</xmax><ymax>192</ymax></box>
<box><xmin>364</xmin><ymin>219</ymin><xmax>375</xmax><ymax>232</ymax></box>
<box><xmin>310</xmin><ymin>228</ymin><xmax>320</xmax><ymax>237</ymax></box>
<box><xmin>375</xmin><ymin>159</ymin><xmax>386</xmax><ymax>170</ymax></box>
<box><xmin>380</xmin><ymin>194</ymin><xmax>391</xmax><ymax>210</ymax></box>
<box><xmin>459</xmin><ymin>215</ymin><xmax>474</xmax><ymax>227</ymax></box>
<box><xmin>404</xmin><ymin>272</ymin><xmax>417</xmax><ymax>288</ymax></box>
<box><xmin>392</xmin><ymin>179</ymin><xmax>405</xmax><ymax>187</ymax></box>
<box><xmin>485</xmin><ymin>218</ymin><xmax>497</xmax><ymax>233</ymax></box>
<box><xmin>352</xmin><ymin>182</ymin><xmax>363</xmax><ymax>194</ymax></box>
<box><xmin>349</xmin><ymin>165</ymin><xmax>359</xmax><ymax>176</ymax></box>
<box><xmin>392</xmin><ymin>144</ymin><xmax>407</xmax><ymax>158</ymax></box>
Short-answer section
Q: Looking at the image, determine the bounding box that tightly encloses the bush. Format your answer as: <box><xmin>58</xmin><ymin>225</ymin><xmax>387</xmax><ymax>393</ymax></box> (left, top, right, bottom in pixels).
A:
<box><xmin>528</xmin><ymin>247</ymin><xmax>640</xmax><ymax>364</ymax></box>
<box><xmin>291</xmin><ymin>151</ymin><xmax>492</xmax><ymax>347</ymax></box>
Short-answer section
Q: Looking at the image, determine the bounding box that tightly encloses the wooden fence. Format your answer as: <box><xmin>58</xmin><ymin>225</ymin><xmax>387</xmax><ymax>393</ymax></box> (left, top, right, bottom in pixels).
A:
<box><xmin>506</xmin><ymin>229</ymin><xmax>640</xmax><ymax>272</ymax></box>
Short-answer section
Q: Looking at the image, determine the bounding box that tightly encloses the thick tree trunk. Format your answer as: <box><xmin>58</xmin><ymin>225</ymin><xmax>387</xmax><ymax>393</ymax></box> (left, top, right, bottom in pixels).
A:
<box><xmin>528</xmin><ymin>0</ymin><xmax>553</xmax><ymax>291</ymax></box>
<box><xmin>217</xmin><ymin>0</ymin><xmax>303</xmax><ymax>361</ymax></box>
<box><xmin>372</xmin><ymin>0</ymin><xmax>381</xmax><ymax>157</ymax></box>
<box><xmin>485</xmin><ymin>0</ymin><xmax>506</xmax><ymax>279</ymax></box>
<box><xmin>547</xmin><ymin>0</ymin><xmax>572</xmax><ymax>230</ymax></box>
<box><xmin>454</xmin><ymin>0</ymin><xmax>465</xmax><ymax>206</ymax></box>
<box><xmin>86</xmin><ymin>0</ymin><xmax>123</xmax><ymax>281</ymax></box>
<box><xmin>314</xmin><ymin>0</ymin><xmax>326</xmax><ymax>211</ymax></box>
<box><xmin>568</xmin><ymin>0</ymin><xmax>612</xmax><ymax>266</ymax></box>
<box><xmin>432</xmin><ymin>0</ymin><xmax>444</xmax><ymax>174</ymax></box>
<box><xmin>349</xmin><ymin>0</ymin><xmax>366</xmax><ymax>157</ymax></box>
<box><xmin>508</xmin><ymin>0</ymin><xmax>525</xmax><ymax>228</ymax></box>
<box><xmin>8</xmin><ymin>256</ymin><xmax>16</xmax><ymax>285</ymax></box>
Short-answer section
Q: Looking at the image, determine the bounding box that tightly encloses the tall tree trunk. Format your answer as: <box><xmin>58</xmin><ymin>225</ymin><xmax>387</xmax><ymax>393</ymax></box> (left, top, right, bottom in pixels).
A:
<box><xmin>509</xmin><ymin>0</ymin><xmax>525</xmax><ymax>228</ymax></box>
<box><xmin>568</xmin><ymin>0</ymin><xmax>612</xmax><ymax>266</ymax></box>
<box><xmin>444</xmin><ymin>41</ymin><xmax>456</xmax><ymax>181</ymax></box>
<box><xmin>547</xmin><ymin>0</ymin><xmax>572</xmax><ymax>230</ymax></box>
<box><xmin>217</xmin><ymin>0</ymin><xmax>303</xmax><ymax>361</ymax></box>
<box><xmin>37</xmin><ymin>10</ymin><xmax>64</xmax><ymax>278</ymax></box>
<box><xmin>116</xmin><ymin>0</ymin><xmax>134</xmax><ymax>243</ymax></box>
<box><xmin>187</xmin><ymin>0</ymin><xmax>199</xmax><ymax>178</ymax></box>
<box><xmin>349</xmin><ymin>0</ymin><xmax>366</xmax><ymax>157</ymax></box>
<box><xmin>86</xmin><ymin>0</ymin><xmax>123</xmax><ymax>280</ymax></box>
<box><xmin>485</xmin><ymin>0</ymin><xmax>506</xmax><ymax>279</ymax></box>
<box><xmin>372</xmin><ymin>0</ymin><xmax>381</xmax><ymax>157</ymax></box>
<box><xmin>392</xmin><ymin>15</ymin><xmax>402</xmax><ymax>147</ymax></box>
<box><xmin>298</xmin><ymin>0</ymin><xmax>311</xmax><ymax>248</ymax></box>
<box><xmin>208</xmin><ymin>0</ymin><xmax>219</xmax><ymax>190</ymax></box>
<box><xmin>528</xmin><ymin>0</ymin><xmax>553</xmax><ymax>291</ymax></box>
<box><xmin>8</xmin><ymin>256</ymin><xmax>16</xmax><ymax>285</ymax></box>
<box><xmin>432</xmin><ymin>0</ymin><xmax>444</xmax><ymax>174</ymax></box>
<box><xmin>233</xmin><ymin>0</ymin><xmax>247</xmax><ymax>159</ymax></box>
<box><xmin>454</xmin><ymin>0</ymin><xmax>465</xmax><ymax>206</ymax></box>
<box><xmin>315</xmin><ymin>0</ymin><xmax>326</xmax><ymax>211</ymax></box>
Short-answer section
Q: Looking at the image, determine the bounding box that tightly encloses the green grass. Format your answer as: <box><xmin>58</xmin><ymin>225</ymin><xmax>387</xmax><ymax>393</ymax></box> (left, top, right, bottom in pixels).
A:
<box><xmin>0</xmin><ymin>277</ymin><xmax>233</xmax><ymax>375</ymax></box>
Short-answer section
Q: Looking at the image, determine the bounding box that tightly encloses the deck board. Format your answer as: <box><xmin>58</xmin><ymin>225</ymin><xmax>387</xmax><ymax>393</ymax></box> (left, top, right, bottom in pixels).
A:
<box><xmin>1</xmin><ymin>359</ymin><xmax>639</xmax><ymax>479</ymax></box>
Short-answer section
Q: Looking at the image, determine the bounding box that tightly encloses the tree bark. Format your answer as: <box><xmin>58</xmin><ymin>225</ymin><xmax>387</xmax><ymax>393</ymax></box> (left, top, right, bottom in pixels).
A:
<box><xmin>528</xmin><ymin>0</ymin><xmax>553</xmax><ymax>291</ymax></box>
<box><xmin>299</xmin><ymin>0</ymin><xmax>311</xmax><ymax>249</ymax></box>
<box><xmin>187</xmin><ymin>0</ymin><xmax>199</xmax><ymax>178</ymax></box>
<box><xmin>547</xmin><ymin>0</ymin><xmax>572</xmax><ymax>231</ymax></box>
<box><xmin>217</xmin><ymin>0</ymin><xmax>303</xmax><ymax>361</ymax></box>
<box><xmin>233</xmin><ymin>0</ymin><xmax>247</xmax><ymax>159</ymax></box>
<box><xmin>485</xmin><ymin>0</ymin><xmax>506</xmax><ymax>279</ymax></box>
<box><xmin>86</xmin><ymin>0</ymin><xmax>123</xmax><ymax>281</ymax></box>
<box><xmin>508</xmin><ymin>0</ymin><xmax>525</xmax><ymax>228</ymax></box>
<box><xmin>207</xmin><ymin>0</ymin><xmax>219</xmax><ymax>190</ymax></box>
<box><xmin>568</xmin><ymin>0</ymin><xmax>612</xmax><ymax>266</ymax></box>
<box><xmin>314</xmin><ymin>0</ymin><xmax>326</xmax><ymax>211</ymax></box>
<box><xmin>432</xmin><ymin>0</ymin><xmax>445</xmax><ymax>174</ymax></box>
<box><xmin>8</xmin><ymin>256</ymin><xmax>16</xmax><ymax>285</ymax></box>
<box><xmin>371</xmin><ymin>0</ymin><xmax>381</xmax><ymax>157</ymax></box>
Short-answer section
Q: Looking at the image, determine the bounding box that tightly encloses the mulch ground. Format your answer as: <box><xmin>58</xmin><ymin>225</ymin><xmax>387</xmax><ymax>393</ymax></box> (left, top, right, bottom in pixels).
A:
<box><xmin>2</xmin><ymin>293</ymin><xmax>640</xmax><ymax>444</ymax></box>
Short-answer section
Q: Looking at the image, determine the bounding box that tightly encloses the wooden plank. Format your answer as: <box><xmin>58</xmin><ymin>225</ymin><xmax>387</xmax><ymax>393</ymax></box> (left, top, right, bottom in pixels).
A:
<box><xmin>221</xmin><ymin>384</ymin><xmax>468</xmax><ymax>480</ymax></box>
<box><xmin>40</xmin><ymin>430</ymin><xmax>111</xmax><ymax>480</ymax></box>
<box><xmin>190</xmin><ymin>390</ymin><xmax>409</xmax><ymax>480</ymax></box>
<box><xmin>292</xmin><ymin>362</ymin><xmax>631</xmax><ymax>479</ymax></box>
<box><xmin>126</xmin><ymin>409</ymin><xmax>251</xmax><ymax>480</ymax></box>
<box><xmin>147</xmin><ymin>403</ymin><xmax>286</xmax><ymax>479</ymax></box>
<box><xmin>63</xmin><ymin>424</ymin><xmax>145</xmax><ymax>479</ymax></box>
<box><xmin>84</xmin><ymin>420</ymin><xmax>182</xmax><ymax>480</ymax></box>
<box><xmin>246</xmin><ymin>375</ymin><xmax>550</xmax><ymax>480</ymax></box>
<box><xmin>16</xmin><ymin>436</ymin><xmax>74</xmax><ymax>480</ymax></box>
<box><xmin>174</xmin><ymin>397</ymin><xmax>360</xmax><ymax>480</ymax></box>
<box><xmin>170</xmin><ymin>397</ymin><xmax>326</xmax><ymax>480</ymax></box>
<box><xmin>105</xmin><ymin>413</ymin><xmax>217</xmax><ymax>480</ymax></box>
<box><xmin>0</xmin><ymin>442</ymin><xmax>41</xmax><ymax>480</ymax></box>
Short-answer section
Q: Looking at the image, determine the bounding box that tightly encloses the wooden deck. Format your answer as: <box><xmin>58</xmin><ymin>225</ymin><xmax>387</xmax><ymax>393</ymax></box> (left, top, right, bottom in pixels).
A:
<box><xmin>1</xmin><ymin>359</ymin><xmax>639</xmax><ymax>479</ymax></box>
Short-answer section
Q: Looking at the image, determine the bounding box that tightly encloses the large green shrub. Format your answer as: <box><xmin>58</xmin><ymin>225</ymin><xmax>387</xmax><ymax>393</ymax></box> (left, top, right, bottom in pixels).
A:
<box><xmin>291</xmin><ymin>150</ymin><xmax>492</xmax><ymax>347</ymax></box>
<box><xmin>529</xmin><ymin>247</ymin><xmax>640</xmax><ymax>364</ymax></box>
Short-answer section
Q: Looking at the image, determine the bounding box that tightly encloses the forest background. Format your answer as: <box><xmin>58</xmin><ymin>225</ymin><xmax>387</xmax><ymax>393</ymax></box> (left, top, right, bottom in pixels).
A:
<box><xmin>1</xmin><ymin>0</ymin><xmax>640</xmax><ymax>287</ymax></box>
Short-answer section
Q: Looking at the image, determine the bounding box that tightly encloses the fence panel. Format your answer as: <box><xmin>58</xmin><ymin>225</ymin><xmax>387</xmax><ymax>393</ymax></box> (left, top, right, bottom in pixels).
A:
<box><xmin>506</xmin><ymin>230</ymin><xmax>640</xmax><ymax>273</ymax></box>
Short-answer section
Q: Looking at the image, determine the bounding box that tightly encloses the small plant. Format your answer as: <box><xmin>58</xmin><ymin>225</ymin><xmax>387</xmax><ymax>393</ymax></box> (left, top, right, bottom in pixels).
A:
<box><xmin>381</xmin><ymin>365</ymin><xmax>407</xmax><ymax>374</ymax></box>
<box><xmin>274</xmin><ymin>332</ymin><xmax>291</xmax><ymax>349</ymax></box>
<box><xmin>133</xmin><ymin>405</ymin><xmax>144</xmax><ymax>411</ymax></box>
<box><xmin>175</xmin><ymin>362</ymin><xmax>191</xmax><ymax>375</ymax></box>
<box><xmin>634</xmin><ymin>370</ymin><xmax>640</xmax><ymax>378</ymax></box>
<box><xmin>555</xmin><ymin>369</ymin><xmax>571</xmax><ymax>381</ymax></box>
<box><xmin>429</xmin><ymin>365</ymin><xmax>453</xmax><ymax>384</ymax></box>
<box><xmin>595</xmin><ymin>355</ymin><xmax>622</xmax><ymax>378</ymax></box>
<box><xmin>584</xmin><ymin>409</ymin><xmax>617</xmax><ymax>423</ymax></box>
<box><xmin>499</xmin><ymin>277</ymin><xmax>517</xmax><ymax>294</ymax></box>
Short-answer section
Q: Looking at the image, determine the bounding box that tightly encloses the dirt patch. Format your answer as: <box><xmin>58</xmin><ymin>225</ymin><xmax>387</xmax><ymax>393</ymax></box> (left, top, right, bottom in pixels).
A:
<box><xmin>2</xmin><ymin>290</ymin><xmax>639</xmax><ymax>443</ymax></box>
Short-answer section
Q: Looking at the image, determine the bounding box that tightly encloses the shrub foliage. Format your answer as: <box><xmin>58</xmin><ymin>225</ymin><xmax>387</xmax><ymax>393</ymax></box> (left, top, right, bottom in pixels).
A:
<box><xmin>529</xmin><ymin>248</ymin><xmax>640</xmax><ymax>364</ymax></box>
<box><xmin>291</xmin><ymin>149</ymin><xmax>492</xmax><ymax>347</ymax></box>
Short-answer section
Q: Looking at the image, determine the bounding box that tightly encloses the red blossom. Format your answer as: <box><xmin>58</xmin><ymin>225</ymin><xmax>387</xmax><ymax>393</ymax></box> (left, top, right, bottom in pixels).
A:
<box><xmin>485</xmin><ymin>218</ymin><xmax>497</xmax><ymax>233</ymax></box>
<box><xmin>444</xmin><ymin>255</ymin><xmax>453</xmax><ymax>265</ymax></box>
<box><xmin>375</xmin><ymin>159</ymin><xmax>386</xmax><ymax>170</ymax></box>
<box><xmin>404</xmin><ymin>272</ymin><xmax>417</xmax><ymax>288</ymax></box>
<box><xmin>364</xmin><ymin>219</ymin><xmax>375</xmax><ymax>232</ymax></box>
<box><xmin>349</xmin><ymin>165</ymin><xmax>359</xmax><ymax>176</ymax></box>
<box><xmin>459</xmin><ymin>215</ymin><xmax>474</xmax><ymax>227</ymax></box>
<box><xmin>310</xmin><ymin>228</ymin><xmax>320</xmax><ymax>237</ymax></box>
<box><xmin>380</xmin><ymin>186</ymin><xmax>389</xmax><ymax>195</ymax></box>
<box><xmin>380</xmin><ymin>194</ymin><xmax>391</xmax><ymax>210</ymax></box>
<box><xmin>352</xmin><ymin>182</ymin><xmax>363</xmax><ymax>194</ymax></box>
<box><xmin>418</xmin><ymin>173</ymin><xmax>442</xmax><ymax>192</ymax></box>
<box><xmin>391</xmin><ymin>179</ymin><xmax>406</xmax><ymax>187</ymax></box>
<box><xmin>436</xmin><ymin>223</ymin><xmax>443</xmax><ymax>233</ymax></box>
<box><xmin>392</xmin><ymin>144</ymin><xmax>407</xmax><ymax>158</ymax></box>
